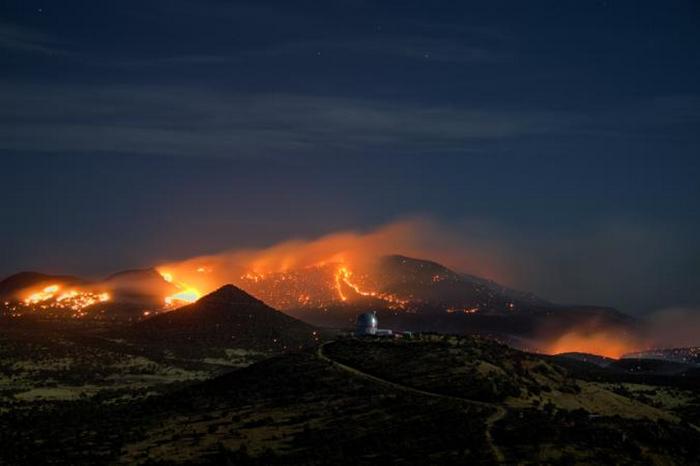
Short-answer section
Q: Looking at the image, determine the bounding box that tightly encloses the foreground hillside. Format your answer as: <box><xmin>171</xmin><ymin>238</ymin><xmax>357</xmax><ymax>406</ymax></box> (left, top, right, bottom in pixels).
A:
<box><xmin>2</xmin><ymin>333</ymin><xmax>698</xmax><ymax>464</ymax></box>
<box><xmin>118</xmin><ymin>336</ymin><xmax>700</xmax><ymax>464</ymax></box>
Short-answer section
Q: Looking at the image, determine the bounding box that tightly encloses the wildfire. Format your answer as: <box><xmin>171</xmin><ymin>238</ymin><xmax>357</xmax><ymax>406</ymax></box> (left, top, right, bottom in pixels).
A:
<box><xmin>334</xmin><ymin>266</ymin><xmax>409</xmax><ymax>308</ymax></box>
<box><xmin>24</xmin><ymin>284</ymin><xmax>60</xmax><ymax>304</ymax></box>
<box><xmin>164</xmin><ymin>288</ymin><xmax>201</xmax><ymax>306</ymax></box>
<box><xmin>297</xmin><ymin>294</ymin><xmax>311</xmax><ymax>305</ymax></box>
<box><xmin>543</xmin><ymin>330</ymin><xmax>640</xmax><ymax>359</ymax></box>
<box><xmin>334</xmin><ymin>267</ymin><xmax>349</xmax><ymax>301</ymax></box>
<box><xmin>21</xmin><ymin>284</ymin><xmax>110</xmax><ymax>313</ymax></box>
<box><xmin>241</xmin><ymin>271</ymin><xmax>267</xmax><ymax>283</ymax></box>
<box><xmin>158</xmin><ymin>270</ymin><xmax>201</xmax><ymax>307</ymax></box>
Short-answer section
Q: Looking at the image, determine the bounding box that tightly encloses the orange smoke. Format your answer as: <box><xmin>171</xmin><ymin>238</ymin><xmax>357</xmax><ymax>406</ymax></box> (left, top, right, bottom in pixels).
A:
<box><xmin>543</xmin><ymin>330</ymin><xmax>642</xmax><ymax>359</ymax></box>
<box><xmin>155</xmin><ymin>219</ymin><xmax>508</xmax><ymax>300</ymax></box>
<box><xmin>153</xmin><ymin>219</ymin><xmax>651</xmax><ymax>359</ymax></box>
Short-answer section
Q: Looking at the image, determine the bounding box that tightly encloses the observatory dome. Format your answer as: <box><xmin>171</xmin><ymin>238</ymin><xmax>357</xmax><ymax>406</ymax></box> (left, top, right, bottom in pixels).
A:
<box><xmin>356</xmin><ymin>311</ymin><xmax>378</xmax><ymax>335</ymax></box>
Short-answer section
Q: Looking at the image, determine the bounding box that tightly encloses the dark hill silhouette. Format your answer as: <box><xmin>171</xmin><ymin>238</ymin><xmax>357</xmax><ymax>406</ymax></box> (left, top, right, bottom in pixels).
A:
<box><xmin>101</xmin><ymin>268</ymin><xmax>177</xmax><ymax>306</ymax></box>
<box><xmin>126</xmin><ymin>284</ymin><xmax>320</xmax><ymax>352</ymax></box>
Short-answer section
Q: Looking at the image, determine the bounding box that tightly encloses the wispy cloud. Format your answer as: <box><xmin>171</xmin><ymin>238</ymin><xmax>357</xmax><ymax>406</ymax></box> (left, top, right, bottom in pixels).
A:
<box><xmin>0</xmin><ymin>22</ymin><xmax>69</xmax><ymax>56</ymax></box>
<box><xmin>551</xmin><ymin>94</ymin><xmax>700</xmax><ymax>146</ymax></box>
<box><xmin>111</xmin><ymin>33</ymin><xmax>504</xmax><ymax>69</ymax></box>
<box><xmin>252</xmin><ymin>35</ymin><xmax>505</xmax><ymax>65</ymax></box>
<box><xmin>0</xmin><ymin>83</ymin><xmax>570</xmax><ymax>158</ymax></box>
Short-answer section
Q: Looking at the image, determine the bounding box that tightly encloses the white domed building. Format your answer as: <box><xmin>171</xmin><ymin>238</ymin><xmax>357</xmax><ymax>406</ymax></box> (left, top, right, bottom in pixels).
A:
<box><xmin>356</xmin><ymin>311</ymin><xmax>378</xmax><ymax>335</ymax></box>
<box><xmin>355</xmin><ymin>311</ymin><xmax>394</xmax><ymax>336</ymax></box>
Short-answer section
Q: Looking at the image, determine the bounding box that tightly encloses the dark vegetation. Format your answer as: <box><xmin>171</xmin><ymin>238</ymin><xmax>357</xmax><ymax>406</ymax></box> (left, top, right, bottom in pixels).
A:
<box><xmin>121</xmin><ymin>351</ymin><xmax>495</xmax><ymax>465</ymax></box>
<box><xmin>552</xmin><ymin>355</ymin><xmax>700</xmax><ymax>390</ymax></box>
<box><xmin>324</xmin><ymin>335</ymin><xmax>570</xmax><ymax>402</ymax></box>
<box><xmin>492</xmin><ymin>407</ymin><xmax>700</xmax><ymax>465</ymax></box>
<box><xmin>1</xmin><ymin>330</ymin><xmax>699</xmax><ymax>465</ymax></box>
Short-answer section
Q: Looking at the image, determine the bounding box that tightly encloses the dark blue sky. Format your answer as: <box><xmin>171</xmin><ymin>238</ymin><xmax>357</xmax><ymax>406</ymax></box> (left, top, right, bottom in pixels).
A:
<box><xmin>1</xmin><ymin>0</ymin><xmax>699</xmax><ymax>313</ymax></box>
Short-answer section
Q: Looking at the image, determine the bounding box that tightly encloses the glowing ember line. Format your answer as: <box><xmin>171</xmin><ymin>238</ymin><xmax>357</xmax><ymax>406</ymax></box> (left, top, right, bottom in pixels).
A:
<box><xmin>334</xmin><ymin>266</ymin><xmax>409</xmax><ymax>308</ymax></box>
<box><xmin>334</xmin><ymin>268</ymin><xmax>349</xmax><ymax>302</ymax></box>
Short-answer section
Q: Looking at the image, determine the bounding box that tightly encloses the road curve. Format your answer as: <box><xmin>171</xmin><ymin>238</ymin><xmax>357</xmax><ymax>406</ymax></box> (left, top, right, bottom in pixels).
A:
<box><xmin>317</xmin><ymin>341</ymin><xmax>507</xmax><ymax>463</ymax></box>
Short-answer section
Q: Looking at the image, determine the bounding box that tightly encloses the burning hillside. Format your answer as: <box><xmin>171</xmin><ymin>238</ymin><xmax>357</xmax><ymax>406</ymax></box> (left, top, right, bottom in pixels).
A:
<box><xmin>155</xmin><ymin>248</ymin><xmax>641</xmax><ymax>358</ymax></box>
<box><xmin>4</xmin><ymin>282</ymin><xmax>111</xmax><ymax>318</ymax></box>
<box><xmin>144</xmin><ymin>221</ymin><xmax>645</xmax><ymax>358</ymax></box>
<box><xmin>0</xmin><ymin>268</ymin><xmax>185</xmax><ymax>319</ymax></box>
<box><xmin>235</xmin><ymin>262</ymin><xmax>409</xmax><ymax>310</ymax></box>
<box><xmin>0</xmin><ymin>222</ymin><xmax>659</xmax><ymax>358</ymax></box>
<box><xmin>155</xmin><ymin>256</ymin><xmax>506</xmax><ymax>314</ymax></box>
<box><xmin>154</xmin><ymin>220</ymin><xmax>507</xmax><ymax>305</ymax></box>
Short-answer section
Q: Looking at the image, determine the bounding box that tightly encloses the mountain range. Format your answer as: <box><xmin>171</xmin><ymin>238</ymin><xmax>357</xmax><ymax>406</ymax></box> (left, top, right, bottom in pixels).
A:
<box><xmin>0</xmin><ymin>255</ymin><xmax>636</xmax><ymax>350</ymax></box>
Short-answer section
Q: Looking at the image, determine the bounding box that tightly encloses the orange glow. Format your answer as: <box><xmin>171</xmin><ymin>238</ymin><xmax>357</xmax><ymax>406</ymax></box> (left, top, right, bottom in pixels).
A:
<box><xmin>543</xmin><ymin>331</ymin><xmax>640</xmax><ymax>359</ymax></box>
<box><xmin>24</xmin><ymin>284</ymin><xmax>61</xmax><ymax>304</ymax></box>
<box><xmin>158</xmin><ymin>270</ymin><xmax>201</xmax><ymax>307</ymax></box>
<box><xmin>164</xmin><ymin>288</ymin><xmax>201</xmax><ymax>306</ymax></box>
<box><xmin>21</xmin><ymin>284</ymin><xmax>110</xmax><ymax>313</ymax></box>
<box><xmin>241</xmin><ymin>271</ymin><xmax>266</xmax><ymax>283</ymax></box>
<box><xmin>160</xmin><ymin>261</ymin><xmax>411</xmax><ymax>311</ymax></box>
<box><xmin>155</xmin><ymin>220</ymin><xmax>509</xmax><ymax>306</ymax></box>
<box><xmin>297</xmin><ymin>294</ymin><xmax>311</xmax><ymax>305</ymax></box>
<box><xmin>334</xmin><ymin>265</ymin><xmax>409</xmax><ymax>308</ymax></box>
<box><xmin>334</xmin><ymin>267</ymin><xmax>349</xmax><ymax>301</ymax></box>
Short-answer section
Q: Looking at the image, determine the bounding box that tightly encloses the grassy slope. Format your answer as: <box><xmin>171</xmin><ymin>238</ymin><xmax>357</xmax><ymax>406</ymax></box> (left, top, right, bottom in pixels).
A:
<box><xmin>120</xmin><ymin>351</ymin><xmax>494</xmax><ymax>465</ymax></box>
<box><xmin>2</xmin><ymin>331</ymin><xmax>700</xmax><ymax>465</ymax></box>
<box><xmin>322</xmin><ymin>336</ymin><xmax>700</xmax><ymax>465</ymax></box>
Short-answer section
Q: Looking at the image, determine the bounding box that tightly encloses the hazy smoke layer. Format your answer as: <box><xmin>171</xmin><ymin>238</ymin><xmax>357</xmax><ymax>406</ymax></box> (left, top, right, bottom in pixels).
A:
<box><xmin>156</xmin><ymin>218</ymin><xmax>511</xmax><ymax>295</ymax></box>
<box><xmin>156</xmin><ymin>218</ymin><xmax>699</xmax><ymax>355</ymax></box>
<box><xmin>157</xmin><ymin>217</ymin><xmax>699</xmax><ymax>314</ymax></box>
<box><xmin>645</xmin><ymin>308</ymin><xmax>700</xmax><ymax>348</ymax></box>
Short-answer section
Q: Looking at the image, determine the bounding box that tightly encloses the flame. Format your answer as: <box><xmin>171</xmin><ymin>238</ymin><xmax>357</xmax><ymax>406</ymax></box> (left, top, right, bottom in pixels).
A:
<box><xmin>24</xmin><ymin>284</ymin><xmax>61</xmax><ymax>304</ymax></box>
<box><xmin>241</xmin><ymin>271</ymin><xmax>266</xmax><ymax>283</ymax></box>
<box><xmin>158</xmin><ymin>270</ymin><xmax>201</xmax><ymax>307</ymax></box>
<box><xmin>156</xmin><ymin>219</ymin><xmax>507</xmax><ymax>301</ymax></box>
<box><xmin>334</xmin><ymin>267</ymin><xmax>349</xmax><ymax>302</ymax></box>
<box><xmin>158</xmin><ymin>261</ymin><xmax>408</xmax><ymax>310</ymax></box>
<box><xmin>543</xmin><ymin>330</ymin><xmax>640</xmax><ymax>359</ymax></box>
<box><xmin>334</xmin><ymin>265</ymin><xmax>409</xmax><ymax>308</ymax></box>
<box><xmin>20</xmin><ymin>284</ymin><xmax>110</xmax><ymax>315</ymax></box>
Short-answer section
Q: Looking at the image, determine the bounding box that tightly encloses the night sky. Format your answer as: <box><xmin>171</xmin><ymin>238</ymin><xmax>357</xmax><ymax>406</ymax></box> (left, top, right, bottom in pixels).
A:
<box><xmin>1</xmin><ymin>1</ymin><xmax>699</xmax><ymax>314</ymax></box>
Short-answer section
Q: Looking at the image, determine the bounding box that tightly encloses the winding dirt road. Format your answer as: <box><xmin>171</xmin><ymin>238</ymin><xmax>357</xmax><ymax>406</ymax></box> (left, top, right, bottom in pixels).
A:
<box><xmin>317</xmin><ymin>342</ymin><xmax>507</xmax><ymax>463</ymax></box>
